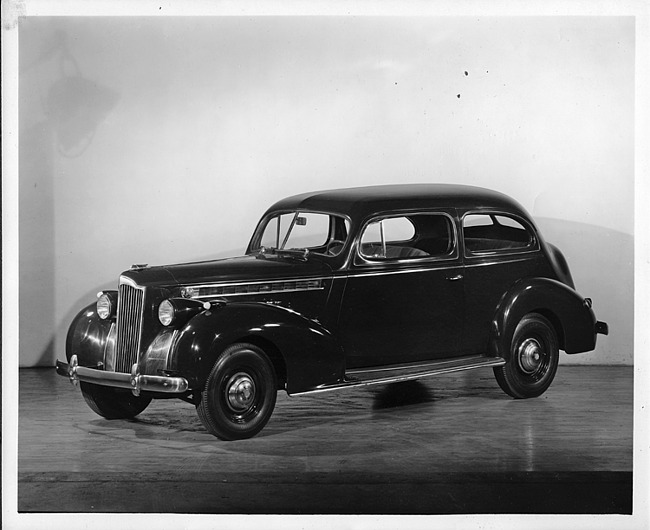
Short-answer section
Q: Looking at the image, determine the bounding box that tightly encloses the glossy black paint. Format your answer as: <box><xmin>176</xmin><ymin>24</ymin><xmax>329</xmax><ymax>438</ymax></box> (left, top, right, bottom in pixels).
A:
<box><xmin>66</xmin><ymin>303</ymin><xmax>112</xmax><ymax>367</ymax></box>
<box><xmin>171</xmin><ymin>300</ymin><xmax>344</xmax><ymax>394</ymax></box>
<box><xmin>339</xmin><ymin>261</ymin><xmax>465</xmax><ymax>367</ymax></box>
<box><xmin>63</xmin><ymin>184</ymin><xmax>606</xmax><ymax>398</ymax></box>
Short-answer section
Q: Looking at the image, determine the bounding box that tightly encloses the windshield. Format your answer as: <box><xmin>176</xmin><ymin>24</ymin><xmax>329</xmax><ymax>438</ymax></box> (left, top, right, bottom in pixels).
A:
<box><xmin>253</xmin><ymin>211</ymin><xmax>350</xmax><ymax>257</ymax></box>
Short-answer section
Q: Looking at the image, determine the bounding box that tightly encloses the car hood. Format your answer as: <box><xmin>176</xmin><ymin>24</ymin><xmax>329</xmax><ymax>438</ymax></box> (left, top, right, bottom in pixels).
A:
<box><xmin>121</xmin><ymin>254</ymin><xmax>333</xmax><ymax>288</ymax></box>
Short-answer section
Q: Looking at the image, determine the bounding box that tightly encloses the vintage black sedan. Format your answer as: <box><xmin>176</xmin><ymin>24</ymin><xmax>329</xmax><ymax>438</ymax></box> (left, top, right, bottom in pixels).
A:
<box><xmin>57</xmin><ymin>184</ymin><xmax>608</xmax><ymax>440</ymax></box>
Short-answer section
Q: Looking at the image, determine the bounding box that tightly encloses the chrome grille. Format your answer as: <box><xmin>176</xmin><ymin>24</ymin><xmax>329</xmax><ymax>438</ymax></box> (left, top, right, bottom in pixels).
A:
<box><xmin>115</xmin><ymin>278</ymin><xmax>145</xmax><ymax>373</ymax></box>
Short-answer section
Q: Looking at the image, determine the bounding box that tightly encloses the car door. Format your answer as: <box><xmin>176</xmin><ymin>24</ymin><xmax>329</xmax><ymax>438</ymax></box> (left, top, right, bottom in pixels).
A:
<box><xmin>337</xmin><ymin>210</ymin><xmax>464</xmax><ymax>369</ymax></box>
<box><xmin>460</xmin><ymin>210</ymin><xmax>549</xmax><ymax>355</ymax></box>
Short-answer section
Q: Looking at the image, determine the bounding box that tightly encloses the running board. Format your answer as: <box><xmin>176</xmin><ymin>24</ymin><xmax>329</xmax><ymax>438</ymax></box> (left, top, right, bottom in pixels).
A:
<box><xmin>290</xmin><ymin>355</ymin><xmax>506</xmax><ymax>396</ymax></box>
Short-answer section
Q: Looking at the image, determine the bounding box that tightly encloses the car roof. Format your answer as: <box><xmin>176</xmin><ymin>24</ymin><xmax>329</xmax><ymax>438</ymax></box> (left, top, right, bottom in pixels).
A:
<box><xmin>266</xmin><ymin>184</ymin><xmax>530</xmax><ymax>221</ymax></box>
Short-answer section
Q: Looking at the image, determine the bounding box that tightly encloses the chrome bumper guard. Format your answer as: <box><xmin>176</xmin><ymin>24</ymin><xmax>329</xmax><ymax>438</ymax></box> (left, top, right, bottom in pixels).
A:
<box><xmin>56</xmin><ymin>355</ymin><xmax>189</xmax><ymax>396</ymax></box>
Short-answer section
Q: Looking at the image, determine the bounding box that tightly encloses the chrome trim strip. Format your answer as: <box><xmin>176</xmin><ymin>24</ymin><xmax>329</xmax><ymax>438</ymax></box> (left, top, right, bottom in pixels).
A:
<box><xmin>345</xmin><ymin>264</ymin><xmax>461</xmax><ymax>279</ymax></box>
<box><xmin>461</xmin><ymin>256</ymin><xmax>536</xmax><ymax>268</ymax></box>
<box><xmin>119</xmin><ymin>275</ymin><xmax>143</xmax><ymax>289</ymax></box>
<box><xmin>290</xmin><ymin>356</ymin><xmax>506</xmax><ymax>396</ymax></box>
<box><xmin>181</xmin><ymin>254</ymin><xmax>535</xmax><ymax>289</ymax></box>
<box><xmin>193</xmin><ymin>286</ymin><xmax>325</xmax><ymax>299</ymax></box>
<box><xmin>345</xmin><ymin>355</ymin><xmax>485</xmax><ymax>376</ymax></box>
<box><xmin>183</xmin><ymin>276</ymin><xmax>330</xmax><ymax>290</ymax></box>
<box><xmin>103</xmin><ymin>321</ymin><xmax>117</xmax><ymax>371</ymax></box>
<box><xmin>346</xmin><ymin>254</ymin><xmax>536</xmax><ymax>279</ymax></box>
<box><xmin>183</xmin><ymin>278</ymin><xmax>327</xmax><ymax>299</ymax></box>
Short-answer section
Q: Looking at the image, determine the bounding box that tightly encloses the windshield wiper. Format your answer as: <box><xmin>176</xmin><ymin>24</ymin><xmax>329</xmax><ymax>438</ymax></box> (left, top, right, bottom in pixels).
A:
<box><xmin>258</xmin><ymin>246</ymin><xmax>310</xmax><ymax>261</ymax></box>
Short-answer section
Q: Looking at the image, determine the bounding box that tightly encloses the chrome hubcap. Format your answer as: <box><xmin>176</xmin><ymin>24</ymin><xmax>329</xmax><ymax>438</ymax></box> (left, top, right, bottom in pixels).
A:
<box><xmin>226</xmin><ymin>373</ymin><xmax>256</xmax><ymax>412</ymax></box>
<box><xmin>518</xmin><ymin>338</ymin><xmax>544</xmax><ymax>374</ymax></box>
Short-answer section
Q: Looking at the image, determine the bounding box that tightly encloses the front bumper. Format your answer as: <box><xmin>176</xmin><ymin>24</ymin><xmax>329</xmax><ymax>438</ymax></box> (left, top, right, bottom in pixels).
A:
<box><xmin>56</xmin><ymin>355</ymin><xmax>189</xmax><ymax>396</ymax></box>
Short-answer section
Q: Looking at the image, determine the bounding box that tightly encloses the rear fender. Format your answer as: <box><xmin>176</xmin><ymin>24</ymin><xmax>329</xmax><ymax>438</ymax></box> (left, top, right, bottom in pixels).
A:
<box><xmin>170</xmin><ymin>301</ymin><xmax>345</xmax><ymax>394</ymax></box>
<box><xmin>489</xmin><ymin>277</ymin><xmax>597</xmax><ymax>360</ymax></box>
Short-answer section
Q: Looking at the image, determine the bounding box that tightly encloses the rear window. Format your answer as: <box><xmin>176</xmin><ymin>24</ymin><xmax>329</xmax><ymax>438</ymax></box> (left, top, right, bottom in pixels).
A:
<box><xmin>462</xmin><ymin>213</ymin><xmax>534</xmax><ymax>254</ymax></box>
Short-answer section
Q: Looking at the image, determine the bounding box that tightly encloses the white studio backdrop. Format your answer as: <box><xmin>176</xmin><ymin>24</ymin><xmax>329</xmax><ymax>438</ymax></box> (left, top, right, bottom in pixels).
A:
<box><xmin>18</xmin><ymin>16</ymin><xmax>634</xmax><ymax>367</ymax></box>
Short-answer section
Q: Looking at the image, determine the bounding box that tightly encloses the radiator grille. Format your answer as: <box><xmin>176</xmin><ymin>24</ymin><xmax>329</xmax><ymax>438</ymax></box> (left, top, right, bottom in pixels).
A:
<box><xmin>115</xmin><ymin>279</ymin><xmax>145</xmax><ymax>373</ymax></box>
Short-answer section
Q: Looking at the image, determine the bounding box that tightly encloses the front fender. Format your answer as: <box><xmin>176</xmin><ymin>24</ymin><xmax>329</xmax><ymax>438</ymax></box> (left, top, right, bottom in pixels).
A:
<box><xmin>489</xmin><ymin>277</ymin><xmax>598</xmax><ymax>360</ymax></box>
<box><xmin>170</xmin><ymin>302</ymin><xmax>345</xmax><ymax>394</ymax></box>
<box><xmin>65</xmin><ymin>302</ymin><xmax>113</xmax><ymax>368</ymax></box>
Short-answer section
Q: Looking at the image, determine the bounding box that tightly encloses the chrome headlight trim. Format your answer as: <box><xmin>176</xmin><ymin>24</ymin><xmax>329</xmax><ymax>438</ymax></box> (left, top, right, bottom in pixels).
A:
<box><xmin>158</xmin><ymin>299</ymin><xmax>175</xmax><ymax>327</ymax></box>
<box><xmin>97</xmin><ymin>291</ymin><xmax>117</xmax><ymax>320</ymax></box>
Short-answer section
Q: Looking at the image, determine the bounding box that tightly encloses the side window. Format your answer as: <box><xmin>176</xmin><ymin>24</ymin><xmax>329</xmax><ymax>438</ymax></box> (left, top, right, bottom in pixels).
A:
<box><xmin>463</xmin><ymin>213</ymin><xmax>534</xmax><ymax>254</ymax></box>
<box><xmin>359</xmin><ymin>214</ymin><xmax>453</xmax><ymax>260</ymax></box>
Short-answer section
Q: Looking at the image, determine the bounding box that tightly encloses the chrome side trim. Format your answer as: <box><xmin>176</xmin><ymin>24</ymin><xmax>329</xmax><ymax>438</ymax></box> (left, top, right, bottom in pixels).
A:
<box><xmin>461</xmin><ymin>256</ymin><xmax>537</xmax><ymax>268</ymax></box>
<box><xmin>184</xmin><ymin>278</ymin><xmax>326</xmax><ymax>299</ymax></box>
<box><xmin>345</xmin><ymin>355</ymin><xmax>489</xmax><ymax>376</ymax></box>
<box><xmin>184</xmin><ymin>276</ymin><xmax>329</xmax><ymax>290</ymax></box>
<box><xmin>345</xmin><ymin>264</ymin><xmax>461</xmax><ymax>279</ymax></box>
<box><xmin>289</xmin><ymin>355</ymin><xmax>506</xmax><ymax>396</ymax></box>
<box><xmin>194</xmin><ymin>286</ymin><xmax>324</xmax><ymax>299</ymax></box>
<box><xmin>344</xmin><ymin>254</ymin><xmax>536</xmax><ymax>279</ymax></box>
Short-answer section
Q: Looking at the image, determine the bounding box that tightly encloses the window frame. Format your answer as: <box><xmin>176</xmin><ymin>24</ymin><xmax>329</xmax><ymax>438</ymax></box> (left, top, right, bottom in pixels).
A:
<box><xmin>354</xmin><ymin>210</ymin><xmax>459</xmax><ymax>266</ymax></box>
<box><xmin>461</xmin><ymin>210</ymin><xmax>539</xmax><ymax>259</ymax></box>
<box><xmin>250</xmin><ymin>209</ymin><xmax>352</xmax><ymax>257</ymax></box>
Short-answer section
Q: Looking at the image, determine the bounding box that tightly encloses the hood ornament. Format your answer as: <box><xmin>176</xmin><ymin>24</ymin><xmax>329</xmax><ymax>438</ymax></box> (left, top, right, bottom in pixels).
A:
<box><xmin>130</xmin><ymin>263</ymin><xmax>149</xmax><ymax>270</ymax></box>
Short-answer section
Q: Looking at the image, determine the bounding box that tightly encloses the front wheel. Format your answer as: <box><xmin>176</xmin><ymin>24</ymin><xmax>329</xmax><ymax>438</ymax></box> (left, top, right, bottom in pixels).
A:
<box><xmin>197</xmin><ymin>343</ymin><xmax>277</xmax><ymax>440</ymax></box>
<box><xmin>494</xmin><ymin>313</ymin><xmax>559</xmax><ymax>399</ymax></box>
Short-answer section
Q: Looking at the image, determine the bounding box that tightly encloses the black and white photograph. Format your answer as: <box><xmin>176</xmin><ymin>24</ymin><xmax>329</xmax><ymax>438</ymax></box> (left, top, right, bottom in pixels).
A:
<box><xmin>2</xmin><ymin>1</ymin><xmax>648</xmax><ymax>529</ymax></box>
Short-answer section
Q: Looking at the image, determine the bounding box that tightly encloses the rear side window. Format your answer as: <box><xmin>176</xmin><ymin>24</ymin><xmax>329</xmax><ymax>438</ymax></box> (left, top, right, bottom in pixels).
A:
<box><xmin>463</xmin><ymin>213</ymin><xmax>534</xmax><ymax>254</ymax></box>
<box><xmin>359</xmin><ymin>214</ymin><xmax>453</xmax><ymax>260</ymax></box>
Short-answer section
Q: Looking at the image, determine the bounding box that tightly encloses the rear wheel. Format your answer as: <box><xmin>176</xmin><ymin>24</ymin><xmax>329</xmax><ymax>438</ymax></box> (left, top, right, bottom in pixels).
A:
<box><xmin>80</xmin><ymin>382</ymin><xmax>152</xmax><ymax>419</ymax></box>
<box><xmin>197</xmin><ymin>343</ymin><xmax>277</xmax><ymax>440</ymax></box>
<box><xmin>494</xmin><ymin>313</ymin><xmax>559</xmax><ymax>398</ymax></box>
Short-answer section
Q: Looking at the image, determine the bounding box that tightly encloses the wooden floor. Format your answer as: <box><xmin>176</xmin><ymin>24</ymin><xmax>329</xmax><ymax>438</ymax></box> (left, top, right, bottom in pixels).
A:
<box><xmin>17</xmin><ymin>365</ymin><xmax>633</xmax><ymax>514</ymax></box>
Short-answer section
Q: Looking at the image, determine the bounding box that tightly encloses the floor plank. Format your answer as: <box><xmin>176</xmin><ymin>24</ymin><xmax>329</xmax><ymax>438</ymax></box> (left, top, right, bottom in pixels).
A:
<box><xmin>17</xmin><ymin>365</ymin><xmax>633</xmax><ymax>514</ymax></box>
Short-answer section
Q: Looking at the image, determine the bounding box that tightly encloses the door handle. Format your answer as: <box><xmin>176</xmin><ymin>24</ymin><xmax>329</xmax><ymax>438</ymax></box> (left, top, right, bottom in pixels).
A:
<box><xmin>446</xmin><ymin>274</ymin><xmax>463</xmax><ymax>281</ymax></box>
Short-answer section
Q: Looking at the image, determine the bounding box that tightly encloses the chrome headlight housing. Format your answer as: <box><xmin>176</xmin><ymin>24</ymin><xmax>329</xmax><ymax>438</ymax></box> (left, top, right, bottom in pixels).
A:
<box><xmin>158</xmin><ymin>299</ymin><xmax>176</xmax><ymax>326</ymax></box>
<box><xmin>96</xmin><ymin>291</ymin><xmax>118</xmax><ymax>320</ymax></box>
<box><xmin>158</xmin><ymin>297</ymin><xmax>208</xmax><ymax>327</ymax></box>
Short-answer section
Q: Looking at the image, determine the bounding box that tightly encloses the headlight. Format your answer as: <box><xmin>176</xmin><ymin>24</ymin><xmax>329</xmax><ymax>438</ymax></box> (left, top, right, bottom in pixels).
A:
<box><xmin>158</xmin><ymin>297</ymin><xmax>208</xmax><ymax>327</ymax></box>
<box><xmin>96</xmin><ymin>291</ymin><xmax>117</xmax><ymax>320</ymax></box>
<box><xmin>158</xmin><ymin>299</ymin><xmax>175</xmax><ymax>326</ymax></box>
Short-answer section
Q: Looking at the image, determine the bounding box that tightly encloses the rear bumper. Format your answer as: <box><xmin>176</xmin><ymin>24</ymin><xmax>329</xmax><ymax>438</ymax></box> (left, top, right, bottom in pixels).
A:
<box><xmin>56</xmin><ymin>355</ymin><xmax>189</xmax><ymax>396</ymax></box>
